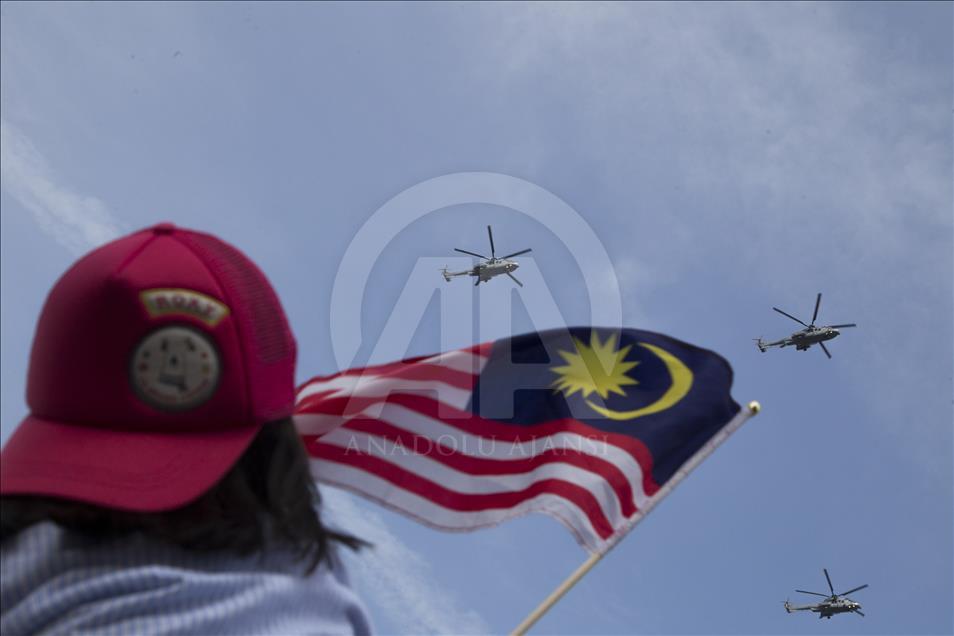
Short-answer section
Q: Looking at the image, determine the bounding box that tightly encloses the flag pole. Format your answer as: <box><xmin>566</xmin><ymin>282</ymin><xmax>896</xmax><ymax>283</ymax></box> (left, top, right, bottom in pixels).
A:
<box><xmin>511</xmin><ymin>401</ymin><xmax>762</xmax><ymax>636</ymax></box>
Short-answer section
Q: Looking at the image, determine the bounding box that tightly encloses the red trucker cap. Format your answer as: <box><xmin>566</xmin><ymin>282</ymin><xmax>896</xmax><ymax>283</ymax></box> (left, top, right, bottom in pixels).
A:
<box><xmin>0</xmin><ymin>223</ymin><xmax>297</xmax><ymax>511</ymax></box>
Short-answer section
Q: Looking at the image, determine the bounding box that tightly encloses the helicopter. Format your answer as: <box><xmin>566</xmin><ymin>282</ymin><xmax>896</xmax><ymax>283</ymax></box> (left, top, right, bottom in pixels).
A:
<box><xmin>441</xmin><ymin>225</ymin><xmax>532</xmax><ymax>287</ymax></box>
<box><xmin>756</xmin><ymin>293</ymin><xmax>856</xmax><ymax>358</ymax></box>
<box><xmin>784</xmin><ymin>568</ymin><xmax>868</xmax><ymax>619</ymax></box>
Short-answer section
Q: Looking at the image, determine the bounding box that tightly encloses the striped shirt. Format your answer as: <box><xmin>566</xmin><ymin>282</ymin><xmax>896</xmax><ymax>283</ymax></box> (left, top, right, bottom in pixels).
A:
<box><xmin>1</xmin><ymin>522</ymin><xmax>372</xmax><ymax>635</ymax></box>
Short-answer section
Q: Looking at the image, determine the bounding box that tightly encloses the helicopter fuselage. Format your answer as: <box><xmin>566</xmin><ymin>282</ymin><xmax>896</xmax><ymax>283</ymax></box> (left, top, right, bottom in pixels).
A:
<box><xmin>475</xmin><ymin>259</ymin><xmax>519</xmax><ymax>281</ymax></box>
<box><xmin>785</xmin><ymin>597</ymin><xmax>862</xmax><ymax>619</ymax></box>
<box><xmin>759</xmin><ymin>327</ymin><xmax>841</xmax><ymax>352</ymax></box>
<box><xmin>784</xmin><ymin>327</ymin><xmax>841</xmax><ymax>350</ymax></box>
<box><xmin>443</xmin><ymin>259</ymin><xmax>519</xmax><ymax>283</ymax></box>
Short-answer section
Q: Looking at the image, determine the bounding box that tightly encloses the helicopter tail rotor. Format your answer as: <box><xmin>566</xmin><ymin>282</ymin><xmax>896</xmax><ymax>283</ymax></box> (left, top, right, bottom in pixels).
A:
<box><xmin>754</xmin><ymin>337</ymin><xmax>767</xmax><ymax>352</ymax></box>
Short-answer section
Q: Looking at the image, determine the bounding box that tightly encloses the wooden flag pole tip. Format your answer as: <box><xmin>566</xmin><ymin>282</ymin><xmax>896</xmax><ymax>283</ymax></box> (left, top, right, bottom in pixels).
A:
<box><xmin>748</xmin><ymin>400</ymin><xmax>761</xmax><ymax>415</ymax></box>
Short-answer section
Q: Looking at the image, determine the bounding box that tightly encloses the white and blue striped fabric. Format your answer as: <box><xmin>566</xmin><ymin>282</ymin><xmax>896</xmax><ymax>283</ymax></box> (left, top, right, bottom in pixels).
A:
<box><xmin>1</xmin><ymin>522</ymin><xmax>372</xmax><ymax>635</ymax></box>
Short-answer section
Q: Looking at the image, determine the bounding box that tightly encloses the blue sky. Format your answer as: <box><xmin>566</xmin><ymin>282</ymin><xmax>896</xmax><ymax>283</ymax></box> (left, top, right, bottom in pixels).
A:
<box><xmin>1</xmin><ymin>2</ymin><xmax>951</xmax><ymax>634</ymax></box>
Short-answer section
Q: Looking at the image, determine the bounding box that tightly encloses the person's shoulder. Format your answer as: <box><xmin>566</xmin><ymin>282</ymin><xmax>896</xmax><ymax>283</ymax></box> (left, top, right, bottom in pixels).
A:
<box><xmin>3</xmin><ymin>522</ymin><xmax>374</xmax><ymax>635</ymax></box>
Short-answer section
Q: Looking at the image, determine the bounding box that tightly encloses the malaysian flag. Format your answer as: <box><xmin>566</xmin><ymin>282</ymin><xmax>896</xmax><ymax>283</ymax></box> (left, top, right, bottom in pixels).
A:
<box><xmin>295</xmin><ymin>327</ymin><xmax>746</xmax><ymax>553</ymax></box>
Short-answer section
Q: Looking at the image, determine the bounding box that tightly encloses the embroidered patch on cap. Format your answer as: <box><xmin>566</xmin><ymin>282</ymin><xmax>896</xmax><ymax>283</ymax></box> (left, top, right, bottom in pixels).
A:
<box><xmin>130</xmin><ymin>326</ymin><xmax>221</xmax><ymax>411</ymax></box>
<box><xmin>140</xmin><ymin>288</ymin><xmax>229</xmax><ymax>326</ymax></box>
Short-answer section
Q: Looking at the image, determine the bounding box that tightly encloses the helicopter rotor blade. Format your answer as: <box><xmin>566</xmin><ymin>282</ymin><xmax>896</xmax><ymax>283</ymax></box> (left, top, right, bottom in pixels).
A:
<box><xmin>773</xmin><ymin>307</ymin><xmax>809</xmax><ymax>327</ymax></box>
<box><xmin>506</xmin><ymin>272</ymin><xmax>524</xmax><ymax>287</ymax></box>
<box><xmin>840</xmin><ymin>584</ymin><xmax>868</xmax><ymax>596</ymax></box>
<box><xmin>828</xmin><ymin>323</ymin><xmax>857</xmax><ymax>329</ymax></box>
<box><xmin>795</xmin><ymin>590</ymin><xmax>829</xmax><ymax>598</ymax></box>
<box><xmin>487</xmin><ymin>225</ymin><xmax>496</xmax><ymax>259</ymax></box>
<box><xmin>819</xmin><ymin>342</ymin><xmax>832</xmax><ymax>359</ymax></box>
<box><xmin>824</xmin><ymin>569</ymin><xmax>835</xmax><ymax>596</ymax></box>
<box><xmin>811</xmin><ymin>293</ymin><xmax>822</xmax><ymax>326</ymax></box>
<box><xmin>501</xmin><ymin>248</ymin><xmax>532</xmax><ymax>259</ymax></box>
<box><xmin>454</xmin><ymin>248</ymin><xmax>489</xmax><ymax>260</ymax></box>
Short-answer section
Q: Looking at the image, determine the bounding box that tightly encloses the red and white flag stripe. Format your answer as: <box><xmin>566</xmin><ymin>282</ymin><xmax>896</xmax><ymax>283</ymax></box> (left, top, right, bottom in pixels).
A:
<box><xmin>295</xmin><ymin>344</ymin><xmax>660</xmax><ymax>552</ymax></box>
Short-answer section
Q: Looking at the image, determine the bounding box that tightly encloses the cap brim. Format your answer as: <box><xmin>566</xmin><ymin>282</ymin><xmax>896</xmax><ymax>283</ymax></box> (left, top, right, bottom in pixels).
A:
<box><xmin>0</xmin><ymin>415</ymin><xmax>261</xmax><ymax>512</ymax></box>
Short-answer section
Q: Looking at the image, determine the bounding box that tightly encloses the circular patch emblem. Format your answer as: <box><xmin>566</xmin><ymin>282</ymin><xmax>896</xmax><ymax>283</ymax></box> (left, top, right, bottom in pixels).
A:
<box><xmin>130</xmin><ymin>326</ymin><xmax>221</xmax><ymax>411</ymax></box>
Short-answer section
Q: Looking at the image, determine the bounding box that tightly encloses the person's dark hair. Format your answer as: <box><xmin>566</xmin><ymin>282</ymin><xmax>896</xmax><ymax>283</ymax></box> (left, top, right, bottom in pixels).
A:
<box><xmin>1</xmin><ymin>419</ymin><xmax>365</xmax><ymax>573</ymax></box>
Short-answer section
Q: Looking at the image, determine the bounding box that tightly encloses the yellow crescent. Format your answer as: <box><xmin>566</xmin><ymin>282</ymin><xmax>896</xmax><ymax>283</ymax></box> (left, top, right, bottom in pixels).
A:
<box><xmin>584</xmin><ymin>342</ymin><xmax>694</xmax><ymax>421</ymax></box>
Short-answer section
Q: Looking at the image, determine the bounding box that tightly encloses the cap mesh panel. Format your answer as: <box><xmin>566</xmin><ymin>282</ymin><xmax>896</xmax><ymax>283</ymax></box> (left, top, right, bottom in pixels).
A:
<box><xmin>178</xmin><ymin>232</ymin><xmax>295</xmax><ymax>421</ymax></box>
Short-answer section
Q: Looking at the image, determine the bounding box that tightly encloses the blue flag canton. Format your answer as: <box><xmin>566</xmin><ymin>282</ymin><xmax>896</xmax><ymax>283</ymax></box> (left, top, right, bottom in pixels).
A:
<box><xmin>469</xmin><ymin>327</ymin><xmax>739</xmax><ymax>485</ymax></box>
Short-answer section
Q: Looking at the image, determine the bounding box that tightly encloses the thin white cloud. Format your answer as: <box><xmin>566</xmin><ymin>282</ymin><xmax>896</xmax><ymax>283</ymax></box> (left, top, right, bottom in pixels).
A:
<box><xmin>474</xmin><ymin>2</ymin><xmax>951</xmax><ymax>260</ymax></box>
<box><xmin>323</xmin><ymin>487</ymin><xmax>489</xmax><ymax>635</ymax></box>
<box><xmin>466</xmin><ymin>1</ymin><xmax>952</xmax><ymax>473</ymax></box>
<box><xmin>1</xmin><ymin>119</ymin><xmax>123</xmax><ymax>254</ymax></box>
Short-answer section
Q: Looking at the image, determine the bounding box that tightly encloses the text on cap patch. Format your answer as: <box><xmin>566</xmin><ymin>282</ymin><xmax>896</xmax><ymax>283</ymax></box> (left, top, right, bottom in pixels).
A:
<box><xmin>140</xmin><ymin>288</ymin><xmax>230</xmax><ymax>326</ymax></box>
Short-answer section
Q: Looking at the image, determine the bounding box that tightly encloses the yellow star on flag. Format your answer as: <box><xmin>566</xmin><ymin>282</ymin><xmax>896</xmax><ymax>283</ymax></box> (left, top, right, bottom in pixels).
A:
<box><xmin>550</xmin><ymin>331</ymin><xmax>639</xmax><ymax>400</ymax></box>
